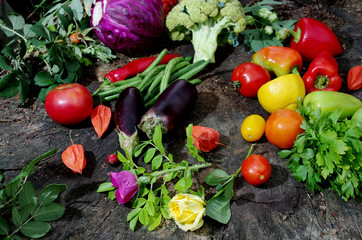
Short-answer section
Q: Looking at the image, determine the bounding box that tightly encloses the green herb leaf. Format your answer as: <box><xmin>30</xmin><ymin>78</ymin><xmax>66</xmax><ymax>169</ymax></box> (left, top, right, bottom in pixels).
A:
<box><xmin>30</xmin><ymin>23</ymin><xmax>50</xmax><ymax>40</ymax></box>
<box><xmin>34</xmin><ymin>72</ymin><xmax>56</xmax><ymax>87</ymax></box>
<box><xmin>33</xmin><ymin>202</ymin><xmax>66</xmax><ymax>221</ymax></box>
<box><xmin>205</xmin><ymin>194</ymin><xmax>231</xmax><ymax>224</ymax></box>
<box><xmin>0</xmin><ymin>55</ymin><xmax>14</xmax><ymax>71</ymax></box>
<box><xmin>0</xmin><ymin>216</ymin><xmax>10</xmax><ymax>235</ymax></box>
<box><xmin>38</xmin><ymin>184</ymin><xmax>67</xmax><ymax>206</ymax></box>
<box><xmin>20</xmin><ymin>221</ymin><xmax>51</xmax><ymax>239</ymax></box>
<box><xmin>96</xmin><ymin>182</ymin><xmax>116</xmax><ymax>193</ymax></box>
<box><xmin>138</xmin><ymin>208</ymin><xmax>149</xmax><ymax>227</ymax></box>
<box><xmin>147</xmin><ymin>213</ymin><xmax>162</xmax><ymax>231</ymax></box>
<box><xmin>153</xmin><ymin>126</ymin><xmax>165</xmax><ymax>155</ymax></box>
<box><xmin>144</xmin><ymin>148</ymin><xmax>156</xmax><ymax>164</ymax></box>
<box><xmin>8</xmin><ymin>13</ymin><xmax>25</xmax><ymax>30</ymax></box>
<box><xmin>70</xmin><ymin>0</ymin><xmax>84</xmax><ymax>21</ymax></box>
<box><xmin>127</xmin><ymin>208</ymin><xmax>142</xmax><ymax>222</ymax></box>
<box><xmin>151</xmin><ymin>155</ymin><xmax>163</xmax><ymax>171</ymax></box>
<box><xmin>0</xmin><ymin>72</ymin><xmax>16</xmax><ymax>89</ymax></box>
<box><xmin>129</xmin><ymin>215</ymin><xmax>138</xmax><ymax>232</ymax></box>
<box><xmin>174</xmin><ymin>177</ymin><xmax>192</xmax><ymax>193</ymax></box>
<box><xmin>205</xmin><ymin>169</ymin><xmax>231</xmax><ymax>186</ymax></box>
<box><xmin>18</xmin><ymin>182</ymin><xmax>37</xmax><ymax>208</ymax></box>
<box><xmin>12</xmin><ymin>206</ymin><xmax>22</xmax><ymax>226</ymax></box>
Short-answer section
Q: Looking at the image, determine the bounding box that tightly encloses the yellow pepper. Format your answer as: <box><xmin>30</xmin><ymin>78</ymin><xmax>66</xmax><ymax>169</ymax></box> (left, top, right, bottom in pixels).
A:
<box><xmin>168</xmin><ymin>193</ymin><xmax>205</xmax><ymax>232</ymax></box>
<box><xmin>257</xmin><ymin>74</ymin><xmax>306</xmax><ymax>113</ymax></box>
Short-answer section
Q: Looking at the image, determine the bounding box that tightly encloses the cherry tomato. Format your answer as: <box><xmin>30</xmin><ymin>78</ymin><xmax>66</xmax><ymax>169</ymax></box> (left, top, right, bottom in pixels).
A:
<box><xmin>70</xmin><ymin>32</ymin><xmax>80</xmax><ymax>44</ymax></box>
<box><xmin>241</xmin><ymin>114</ymin><xmax>265</xmax><ymax>142</ymax></box>
<box><xmin>231</xmin><ymin>63</ymin><xmax>271</xmax><ymax>98</ymax></box>
<box><xmin>107</xmin><ymin>153</ymin><xmax>119</xmax><ymax>166</ymax></box>
<box><xmin>44</xmin><ymin>83</ymin><xmax>93</xmax><ymax>125</ymax></box>
<box><xmin>264</xmin><ymin>109</ymin><xmax>304</xmax><ymax>149</ymax></box>
<box><xmin>241</xmin><ymin>154</ymin><xmax>271</xmax><ymax>186</ymax></box>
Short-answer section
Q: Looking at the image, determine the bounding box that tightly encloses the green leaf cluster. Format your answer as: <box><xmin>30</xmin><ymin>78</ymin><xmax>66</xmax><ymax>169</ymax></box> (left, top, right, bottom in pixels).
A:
<box><xmin>0</xmin><ymin>0</ymin><xmax>116</xmax><ymax>104</ymax></box>
<box><xmin>279</xmin><ymin>100</ymin><xmax>362</xmax><ymax>202</ymax></box>
<box><xmin>241</xmin><ymin>0</ymin><xmax>297</xmax><ymax>52</ymax></box>
<box><xmin>97</xmin><ymin>124</ymin><xmax>211</xmax><ymax>231</ymax></box>
<box><xmin>0</xmin><ymin>149</ymin><xmax>67</xmax><ymax>239</ymax></box>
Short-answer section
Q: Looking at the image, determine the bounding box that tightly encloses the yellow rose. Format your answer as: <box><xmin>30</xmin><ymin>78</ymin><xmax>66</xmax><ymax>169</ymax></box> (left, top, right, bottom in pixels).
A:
<box><xmin>168</xmin><ymin>193</ymin><xmax>206</xmax><ymax>232</ymax></box>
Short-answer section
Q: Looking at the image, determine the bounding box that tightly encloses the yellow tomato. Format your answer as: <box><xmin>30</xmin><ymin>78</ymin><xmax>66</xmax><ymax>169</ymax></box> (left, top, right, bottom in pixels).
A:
<box><xmin>241</xmin><ymin>114</ymin><xmax>266</xmax><ymax>142</ymax></box>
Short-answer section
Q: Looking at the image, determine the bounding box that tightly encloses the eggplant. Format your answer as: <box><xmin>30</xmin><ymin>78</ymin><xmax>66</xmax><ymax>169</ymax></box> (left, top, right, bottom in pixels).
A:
<box><xmin>114</xmin><ymin>87</ymin><xmax>145</xmax><ymax>159</ymax></box>
<box><xmin>138</xmin><ymin>80</ymin><xmax>198</xmax><ymax>138</ymax></box>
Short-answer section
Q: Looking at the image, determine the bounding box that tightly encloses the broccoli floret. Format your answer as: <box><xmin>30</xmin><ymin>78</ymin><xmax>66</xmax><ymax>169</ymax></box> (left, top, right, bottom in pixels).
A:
<box><xmin>166</xmin><ymin>0</ymin><xmax>246</xmax><ymax>63</ymax></box>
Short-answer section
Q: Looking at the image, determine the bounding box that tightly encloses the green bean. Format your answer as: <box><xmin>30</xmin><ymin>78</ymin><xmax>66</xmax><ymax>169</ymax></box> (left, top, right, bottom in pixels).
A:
<box><xmin>138</xmin><ymin>64</ymin><xmax>166</xmax><ymax>91</ymax></box>
<box><xmin>159</xmin><ymin>57</ymin><xmax>184</xmax><ymax>93</ymax></box>
<box><xmin>102</xmin><ymin>93</ymin><xmax>120</xmax><ymax>101</ymax></box>
<box><xmin>188</xmin><ymin>79</ymin><xmax>203</xmax><ymax>85</ymax></box>
<box><xmin>139</xmin><ymin>48</ymin><xmax>167</xmax><ymax>77</ymax></box>
<box><xmin>178</xmin><ymin>60</ymin><xmax>210</xmax><ymax>80</ymax></box>
<box><xmin>169</xmin><ymin>60</ymin><xmax>205</xmax><ymax>82</ymax></box>
<box><xmin>98</xmin><ymin>79</ymin><xmax>142</xmax><ymax>97</ymax></box>
<box><xmin>112</xmin><ymin>75</ymin><xmax>142</xmax><ymax>86</ymax></box>
<box><xmin>145</xmin><ymin>92</ymin><xmax>161</xmax><ymax>109</ymax></box>
<box><xmin>146</xmin><ymin>70</ymin><xmax>165</xmax><ymax>94</ymax></box>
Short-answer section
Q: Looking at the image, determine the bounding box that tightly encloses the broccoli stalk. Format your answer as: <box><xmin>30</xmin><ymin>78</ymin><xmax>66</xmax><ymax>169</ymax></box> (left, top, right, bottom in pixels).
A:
<box><xmin>166</xmin><ymin>0</ymin><xmax>246</xmax><ymax>63</ymax></box>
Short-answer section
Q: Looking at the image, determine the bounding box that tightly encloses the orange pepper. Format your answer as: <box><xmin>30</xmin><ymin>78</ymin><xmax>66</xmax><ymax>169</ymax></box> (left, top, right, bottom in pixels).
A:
<box><xmin>251</xmin><ymin>46</ymin><xmax>303</xmax><ymax>77</ymax></box>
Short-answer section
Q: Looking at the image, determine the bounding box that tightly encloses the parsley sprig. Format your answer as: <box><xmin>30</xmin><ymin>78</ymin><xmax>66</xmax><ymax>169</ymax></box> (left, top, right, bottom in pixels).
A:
<box><xmin>279</xmin><ymin>99</ymin><xmax>362</xmax><ymax>202</ymax></box>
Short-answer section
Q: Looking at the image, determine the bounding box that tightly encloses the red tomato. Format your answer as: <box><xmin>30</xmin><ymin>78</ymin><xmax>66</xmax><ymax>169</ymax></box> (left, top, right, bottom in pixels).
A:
<box><xmin>264</xmin><ymin>109</ymin><xmax>304</xmax><ymax>149</ymax></box>
<box><xmin>231</xmin><ymin>63</ymin><xmax>271</xmax><ymax>98</ymax></box>
<box><xmin>241</xmin><ymin>154</ymin><xmax>271</xmax><ymax>186</ymax></box>
<box><xmin>44</xmin><ymin>83</ymin><xmax>93</xmax><ymax>125</ymax></box>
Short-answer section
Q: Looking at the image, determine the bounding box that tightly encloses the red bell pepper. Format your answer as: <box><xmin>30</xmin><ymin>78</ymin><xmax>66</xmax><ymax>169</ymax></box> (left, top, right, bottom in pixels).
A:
<box><xmin>347</xmin><ymin>65</ymin><xmax>362</xmax><ymax>90</ymax></box>
<box><xmin>289</xmin><ymin>18</ymin><xmax>342</xmax><ymax>62</ymax></box>
<box><xmin>302</xmin><ymin>50</ymin><xmax>342</xmax><ymax>93</ymax></box>
<box><xmin>105</xmin><ymin>54</ymin><xmax>181</xmax><ymax>83</ymax></box>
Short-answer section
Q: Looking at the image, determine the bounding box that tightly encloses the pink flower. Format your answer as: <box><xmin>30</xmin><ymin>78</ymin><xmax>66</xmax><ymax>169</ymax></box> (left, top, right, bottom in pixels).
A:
<box><xmin>110</xmin><ymin>171</ymin><xmax>138</xmax><ymax>204</ymax></box>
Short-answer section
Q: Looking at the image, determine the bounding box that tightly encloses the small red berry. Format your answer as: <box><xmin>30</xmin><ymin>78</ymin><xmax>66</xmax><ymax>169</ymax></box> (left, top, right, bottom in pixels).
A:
<box><xmin>106</xmin><ymin>153</ymin><xmax>119</xmax><ymax>166</ymax></box>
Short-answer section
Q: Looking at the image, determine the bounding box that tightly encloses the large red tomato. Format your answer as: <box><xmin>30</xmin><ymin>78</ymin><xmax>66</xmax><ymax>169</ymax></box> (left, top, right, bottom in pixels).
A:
<box><xmin>231</xmin><ymin>63</ymin><xmax>271</xmax><ymax>98</ymax></box>
<box><xmin>44</xmin><ymin>83</ymin><xmax>93</xmax><ymax>125</ymax></box>
<box><xmin>241</xmin><ymin>154</ymin><xmax>271</xmax><ymax>186</ymax></box>
<box><xmin>264</xmin><ymin>109</ymin><xmax>304</xmax><ymax>149</ymax></box>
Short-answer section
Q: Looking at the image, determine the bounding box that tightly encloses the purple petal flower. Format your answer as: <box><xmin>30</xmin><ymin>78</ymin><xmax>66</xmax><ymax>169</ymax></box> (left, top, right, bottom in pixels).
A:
<box><xmin>110</xmin><ymin>171</ymin><xmax>138</xmax><ymax>204</ymax></box>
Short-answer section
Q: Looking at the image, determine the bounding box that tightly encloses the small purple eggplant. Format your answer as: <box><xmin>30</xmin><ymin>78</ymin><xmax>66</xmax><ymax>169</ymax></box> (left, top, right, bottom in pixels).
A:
<box><xmin>114</xmin><ymin>87</ymin><xmax>145</xmax><ymax>159</ymax></box>
<box><xmin>138</xmin><ymin>80</ymin><xmax>198</xmax><ymax>138</ymax></box>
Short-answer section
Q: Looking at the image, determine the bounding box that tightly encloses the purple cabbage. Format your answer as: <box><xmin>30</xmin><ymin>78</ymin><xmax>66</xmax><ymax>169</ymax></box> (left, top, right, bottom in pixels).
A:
<box><xmin>91</xmin><ymin>0</ymin><xmax>165</xmax><ymax>54</ymax></box>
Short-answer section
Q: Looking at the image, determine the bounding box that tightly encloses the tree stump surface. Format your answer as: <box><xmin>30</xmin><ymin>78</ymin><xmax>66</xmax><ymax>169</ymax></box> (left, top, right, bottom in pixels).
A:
<box><xmin>0</xmin><ymin>1</ymin><xmax>361</xmax><ymax>239</ymax></box>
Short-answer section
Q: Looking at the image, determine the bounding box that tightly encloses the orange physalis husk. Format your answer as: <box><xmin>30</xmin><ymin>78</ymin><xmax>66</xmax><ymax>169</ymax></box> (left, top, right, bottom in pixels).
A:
<box><xmin>91</xmin><ymin>105</ymin><xmax>112</xmax><ymax>138</ymax></box>
<box><xmin>62</xmin><ymin>144</ymin><xmax>87</xmax><ymax>174</ymax></box>
<box><xmin>191</xmin><ymin>126</ymin><xmax>223</xmax><ymax>152</ymax></box>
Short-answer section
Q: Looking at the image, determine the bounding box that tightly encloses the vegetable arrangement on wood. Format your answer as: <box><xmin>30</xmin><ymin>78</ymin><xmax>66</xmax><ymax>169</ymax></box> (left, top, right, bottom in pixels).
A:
<box><xmin>0</xmin><ymin>0</ymin><xmax>361</xmax><ymax>238</ymax></box>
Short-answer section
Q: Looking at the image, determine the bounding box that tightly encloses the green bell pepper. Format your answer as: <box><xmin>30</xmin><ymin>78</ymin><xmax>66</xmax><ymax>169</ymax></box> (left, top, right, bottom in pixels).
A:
<box><xmin>303</xmin><ymin>91</ymin><xmax>362</xmax><ymax>119</ymax></box>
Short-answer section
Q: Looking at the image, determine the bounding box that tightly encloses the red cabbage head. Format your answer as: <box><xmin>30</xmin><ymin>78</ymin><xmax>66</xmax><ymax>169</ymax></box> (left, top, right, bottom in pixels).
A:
<box><xmin>91</xmin><ymin>0</ymin><xmax>165</xmax><ymax>54</ymax></box>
